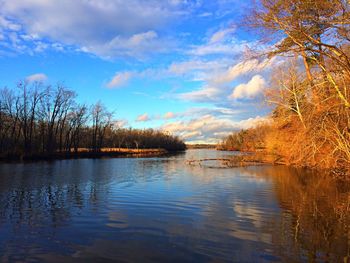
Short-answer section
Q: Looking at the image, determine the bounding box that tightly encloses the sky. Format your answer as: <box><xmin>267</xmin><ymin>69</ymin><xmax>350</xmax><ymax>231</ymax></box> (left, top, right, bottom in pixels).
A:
<box><xmin>0</xmin><ymin>0</ymin><xmax>277</xmax><ymax>144</ymax></box>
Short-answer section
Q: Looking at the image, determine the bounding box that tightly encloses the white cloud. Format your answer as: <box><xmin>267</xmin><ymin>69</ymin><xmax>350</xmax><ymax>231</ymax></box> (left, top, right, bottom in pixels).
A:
<box><xmin>187</xmin><ymin>39</ymin><xmax>250</xmax><ymax>57</ymax></box>
<box><xmin>168</xmin><ymin>59</ymin><xmax>230</xmax><ymax>75</ymax></box>
<box><xmin>174</xmin><ymin>59</ymin><xmax>272</xmax><ymax>103</ymax></box>
<box><xmin>169</xmin><ymin>60</ymin><xmax>225</xmax><ymax>75</ymax></box>
<box><xmin>0</xmin><ymin>0</ymin><xmax>188</xmax><ymax>58</ymax></box>
<box><xmin>164</xmin><ymin>112</ymin><xmax>176</xmax><ymax>119</ymax></box>
<box><xmin>182</xmin><ymin>107</ymin><xmax>243</xmax><ymax>117</ymax></box>
<box><xmin>167</xmin><ymin>58</ymin><xmax>231</xmax><ymax>81</ymax></box>
<box><xmin>113</xmin><ymin>119</ymin><xmax>129</xmax><ymax>128</ymax></box>
<box><xmin>1</xmin><ymin>1</ymin><xmax>173</xmax><ymax>39</ymax></box>
<box><xmin>178</xmin><ymin>86</ymin><xmax>224</xmax><ymax>102</ymax></box>
<box><xmin>82</xmin><ymin>30</ymin><xmax>176</xmax><ymax>59</ymax></box>
<box><xmin>182</xmin><ymin>131</ymin><xmax>202</xmax><ymax>139</ymax></box>
<box><xmin>136</xmin><ymin>113</ymin><xmax>150</xmax><ymax>122</ymax></box>
<box><xmin>129</xmin><ymin>31</ymin><xmax>157</xmax><ymax>45</ymax></box>
<box><xmin>106</xmin><ymin>71</ymin><xmax>133</xmax><ymax>88</ymax></box>
<box><xmin>212</xmin><ymin>59</ymin><xmax>260</xmax><ymax>84</ymax></box>
<box><xmin>25</xmin><ymin>73</ymin><xmax>48</xmax><ymax>83</ymax></box>
<box><xmin>135</xmin><ymin>107</ymin><xmax>245</xmax><ymax>123</ymax></box>
<box><xmin>187</xmin><ymin>26</ymin><xmax>248</xmax><ymax>57</ymax></box>
<box><xmin>230</xmin><ymin>75</ymin><xmax>266</xmax><ymax>99</ymax></box>
<box><xmin>209</xmin><ymin>28</ymin><xmax>234</xmax><ymax>43</ymax></box>
<box><xmin>189</xmin><ymin>44</ymin><xmax>237</xmax><ymax>56</ymax></box>
<box><xmin>211</xmin><ymin>57</ymin><xmax>278</xmax><ymax>85</ymax></box>
<box><xmin>171</xmin><ymin>56</ymin><xmax>279</xmax><ymax>104</ymax></box>
<box><xmin>0</xmin><ymin>16</ymin><xmax>21</xmax><ymax>31</ymax></box>
<box><xmin>161</xmin><ymin>114</ymin><xmax>268</xmax><ymax>143</ymax></box>
<box><xmin>198</xmin><ymin>12</ymin><xmax>213</xmax><ymax>17</ymax></box>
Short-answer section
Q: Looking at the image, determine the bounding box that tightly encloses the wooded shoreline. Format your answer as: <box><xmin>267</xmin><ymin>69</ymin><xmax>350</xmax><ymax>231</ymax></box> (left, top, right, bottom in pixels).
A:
<box><xmin>0</xmin><ymin>84</ymin><xmax>186</xmax><ymax>160</ymax></box>
<box><xmin>0</xmin><ymin>148</ymin><xmax>180</xmax><ymax>162</ymax></box>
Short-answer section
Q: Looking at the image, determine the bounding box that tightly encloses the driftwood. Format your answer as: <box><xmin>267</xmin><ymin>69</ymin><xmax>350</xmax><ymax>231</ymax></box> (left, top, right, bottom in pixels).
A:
<box><xmin>185</xmin><ymin>156</ymin><xmax>270</xmax><ymax>168</ymax></box>
<box><xmin>186</xmin><ymin>154</ymin><xmax>282</xmax><ymax>168</ymax></box>
<box><xmin>186</xmin><ymin>158</ymin><xmax>232</xmax><ymax>164</ymax></box>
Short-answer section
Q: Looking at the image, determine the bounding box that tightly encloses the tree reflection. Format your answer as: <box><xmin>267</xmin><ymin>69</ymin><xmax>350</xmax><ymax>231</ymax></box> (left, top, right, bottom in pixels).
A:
<box><xmin>0</xmin><ymin>157</ymin><xmax>348</xmax><ymax>262</ymax></box>
<box><xmin>0</xmin><ymin>161</ymin><xmax>112</xmax><ymax>230</ymax></box>
<box><xmin>267</xmin><ymin>167</ymin><xmax>350</xmax><ymax>262</ymax></box>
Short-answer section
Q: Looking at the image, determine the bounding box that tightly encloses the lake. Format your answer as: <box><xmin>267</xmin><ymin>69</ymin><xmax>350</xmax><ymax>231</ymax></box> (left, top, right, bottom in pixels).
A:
<box><xmin>0</xmin><ymin>149</ymin><xmax>349</xmax><ymax>262</ymax></box>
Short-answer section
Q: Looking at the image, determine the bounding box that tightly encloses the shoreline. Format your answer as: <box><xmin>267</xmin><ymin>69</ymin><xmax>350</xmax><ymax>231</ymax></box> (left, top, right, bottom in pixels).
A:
<box><xmin>216</xmin><ymin>149</ymin><xmax>349</xmax><ymax>178</ymax></box>
<box><xmin>0</xmin><ymin>148</ymin><xmax>180</xmax><ymax>162</ymax></box>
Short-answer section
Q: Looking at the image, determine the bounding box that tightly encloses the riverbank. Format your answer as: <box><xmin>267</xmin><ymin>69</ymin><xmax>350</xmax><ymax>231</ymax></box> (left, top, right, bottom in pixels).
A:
<box><xmin>0</xmin><ymin>148</ymin><xmax>172</xmax><ymax>162</ymax></box>
<box><xmin>214</xmin><ymin>149</ymin><xmax>349</xmax><ymax>179</ymax></box>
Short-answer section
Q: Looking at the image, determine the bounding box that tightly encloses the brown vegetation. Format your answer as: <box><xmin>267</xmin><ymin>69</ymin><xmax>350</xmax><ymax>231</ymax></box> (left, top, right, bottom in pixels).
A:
<box><xmin>221</xmin><ymin>0</ymin><xmax>350</xmax><ymax>176</ymax></box>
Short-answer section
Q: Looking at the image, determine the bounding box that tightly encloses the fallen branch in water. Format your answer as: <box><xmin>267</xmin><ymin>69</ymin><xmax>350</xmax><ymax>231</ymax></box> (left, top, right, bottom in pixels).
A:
<box><xmin>185</xmin><ymin>155</ymin><xmax>276</xmax><ymax>168</ymax></box>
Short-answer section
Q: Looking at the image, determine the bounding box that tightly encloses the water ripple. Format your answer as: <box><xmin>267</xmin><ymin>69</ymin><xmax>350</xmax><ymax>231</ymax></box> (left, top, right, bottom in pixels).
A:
<box><xmin>0</xmin><ymin>149</ymin><xmax>348</xmax><ymax>262</ymax></box>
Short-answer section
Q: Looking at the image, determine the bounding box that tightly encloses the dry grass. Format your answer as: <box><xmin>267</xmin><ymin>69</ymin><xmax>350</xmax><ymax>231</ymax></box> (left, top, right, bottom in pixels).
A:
<box><xmin>71</xmin><ymin>148</ymin><xmax>167</xmax><ymax>154</ymax></box>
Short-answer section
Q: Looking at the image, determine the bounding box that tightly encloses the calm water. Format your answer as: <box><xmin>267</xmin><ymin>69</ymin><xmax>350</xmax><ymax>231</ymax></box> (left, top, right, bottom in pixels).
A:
<box><xmin>0</xmin><ymin>149</ymin><xmax>349</xmax><ymax>262</ymax></box>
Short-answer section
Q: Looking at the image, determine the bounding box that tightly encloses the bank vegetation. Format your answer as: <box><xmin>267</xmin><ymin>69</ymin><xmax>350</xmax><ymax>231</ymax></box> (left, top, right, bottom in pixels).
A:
<box><xmin>220</xmin><ymin>0</ymin><xmax>350</xmax><ymax>176</ymax></box>
<box><xmin>0</xmin><ymin>83</ymin><xmax>185</xmax><ymax>160</ymax></box>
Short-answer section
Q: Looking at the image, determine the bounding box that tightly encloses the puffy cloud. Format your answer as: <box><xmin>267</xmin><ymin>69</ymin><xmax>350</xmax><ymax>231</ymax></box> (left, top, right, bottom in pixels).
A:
<box><xmin>82</xmin><ymin>30</ymin><xmax>176</xmax><ymax>59</ymax></box>
<box><xmin>106</xmin><ymin>71</ymin><xmax>133</xmax><ymax>88</ymax></box>
<box><xmin>0</xmin><ymin>0</ymin><xmax>187</xmax><ymax>58</ymax></box>
<box><xmin>211</xmin><ymin>59</ymin><xmax>263</xmax><ymax>84</ymax></box>
<box><xmin>25</xmin><ymin>73</ymin><xmax>48</xmax><ymax>83</ymax></box>
<box><xmin>230</xmin><ymin>75</ymin><xmax>266</xmax><ymax>99</ymax></box>
<box><xmin>211</xmin><ymin>57</ymin><xmax>280</xmax><ymax>85</ymax></box>
<box><xmin>136</xmin><ymin>113</ymin><xmax>150</xmax><ymax>122</ymax></box>
<box><xmin>169</xmin><ymin>55</ymin><xmax>277</xmax><ymax>104</ymax></box>
<box><xmin>172</xmin><ymin>56</ymin><xmax>280</xmax><ymax>104</ymax></box>
<box><xmin>161</xmin><ymin>114</ymin><xmax>268</xmax><ymax>143</ymax></box>
<box><xmin>1</xmin><ymin>1</ymin><xmax>175</xmax><ymax>39</ymax></box>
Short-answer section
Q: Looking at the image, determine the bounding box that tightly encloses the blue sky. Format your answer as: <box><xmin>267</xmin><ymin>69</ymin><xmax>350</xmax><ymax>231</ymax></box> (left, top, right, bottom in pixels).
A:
<box><xmin>0</xmin><ymin>0</ymin><xmax>275</xmax><ymax>143</ymax></box>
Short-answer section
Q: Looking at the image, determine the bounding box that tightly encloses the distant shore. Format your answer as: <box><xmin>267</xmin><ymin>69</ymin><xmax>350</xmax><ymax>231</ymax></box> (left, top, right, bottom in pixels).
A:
<box><xmin>186</xmin><ymin>144</ymin><xmax>216</xmax><ymax>149</ymax></box>
<box><xmin>0</xmin><ymin>148</ymin><xmax>176</xmax><ymax>162</ymax></box>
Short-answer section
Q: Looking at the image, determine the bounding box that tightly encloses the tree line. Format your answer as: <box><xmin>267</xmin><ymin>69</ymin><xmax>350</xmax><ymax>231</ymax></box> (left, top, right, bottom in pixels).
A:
<box><xmin>221</xmin><ymin>0</ymin><xmax>350</xmax><ymax>175</ymax></box>
<box><xmin>0</xmin><ymin>82</ymin><xmax>185</xmax><ymax>159</ymax></box>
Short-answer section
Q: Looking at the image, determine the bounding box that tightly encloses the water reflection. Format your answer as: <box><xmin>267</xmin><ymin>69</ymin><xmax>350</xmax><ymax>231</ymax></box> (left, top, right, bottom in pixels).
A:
<box><xmin>0</xmin><ymin>150</ymin><xmax>348</xmax><ymax>262</ymax></box>
<box><xmin>269</xmin><ymin>167</ymin><xmax>350</xmax><ymax>262</ymax></box>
